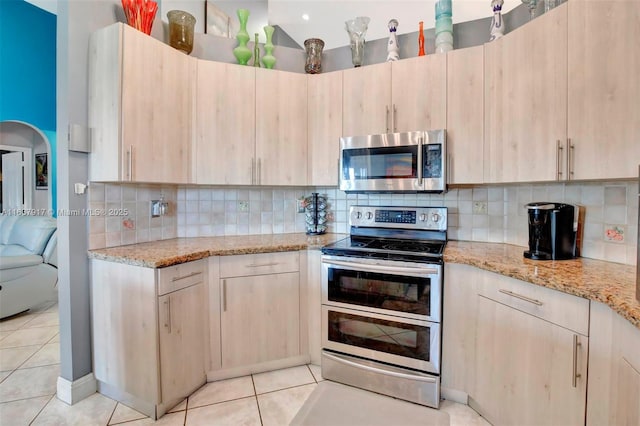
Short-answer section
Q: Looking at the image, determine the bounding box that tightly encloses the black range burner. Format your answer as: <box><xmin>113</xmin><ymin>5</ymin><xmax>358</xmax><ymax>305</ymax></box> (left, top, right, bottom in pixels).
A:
<box><xmin>321</xmin><ymin>236</ymin><xmax>445</xmax><ymax>263</ymax></box>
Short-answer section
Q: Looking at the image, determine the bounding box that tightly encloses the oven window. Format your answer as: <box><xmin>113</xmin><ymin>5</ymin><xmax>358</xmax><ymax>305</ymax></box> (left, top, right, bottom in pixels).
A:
<box><xmin>327</xmin><ymin>310</ymin><xmax>430</xmax><ymax>362</ymax></box>
<box><xmin>342</xmin><ymin>146</ymin><xmax>418</xmax><ymax>180</ymax></box>
<box><xmin>327</xmin><ymin>268</ymin><xmax>430</xmax><ymax>316</ymax></box>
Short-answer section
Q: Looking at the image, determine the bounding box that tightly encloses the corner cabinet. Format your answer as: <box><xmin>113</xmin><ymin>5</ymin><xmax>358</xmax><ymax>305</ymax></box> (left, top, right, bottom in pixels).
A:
<box><xmin>342</xmin><ymin>55</ymin><xmax>446</xmax><ymax>137</ymax></box>
<box><xmin>91</xmin><ymin>258</ymin><xmax>207</xmax><ymax>419</ymax></box>
<box><xmin>89</xmin><ymin>23</ymin><xmax>194</xmax><ymax>183</ymax></box>
<box><xmin>483</xmin><ymin>4</ymin><xmax>568</xmax><ymax>183</ymax></box>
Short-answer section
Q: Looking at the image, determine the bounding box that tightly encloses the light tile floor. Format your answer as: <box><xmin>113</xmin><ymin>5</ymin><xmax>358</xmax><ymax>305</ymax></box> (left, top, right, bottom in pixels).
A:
<box><xmin>0</xmin><ymin>303</ymin><xmax>490</xmax><ymax>425</ymax></box>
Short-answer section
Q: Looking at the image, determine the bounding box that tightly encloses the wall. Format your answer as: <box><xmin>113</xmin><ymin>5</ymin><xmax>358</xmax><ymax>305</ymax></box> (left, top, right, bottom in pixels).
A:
<box><xmin>89</xmin><ymin>180</ymin><xmax>638</xmax><ymax>266</ymax></box>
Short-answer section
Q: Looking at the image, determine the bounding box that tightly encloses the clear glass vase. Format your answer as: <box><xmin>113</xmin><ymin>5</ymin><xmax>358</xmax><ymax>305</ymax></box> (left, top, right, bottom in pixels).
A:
<box><xmin>304</xmin><ymin>38</ymin><xmax>324</xmax><ymax>74</ymax></box>
<box><xmin>345</xmin><ymin>17</ymin><xmax>370</xmax><ymax>67</ymax></box>
<box><xmin>167</xmin><ymin>10</ymin><xmax>196</xmax><ymax>54</ymax></box>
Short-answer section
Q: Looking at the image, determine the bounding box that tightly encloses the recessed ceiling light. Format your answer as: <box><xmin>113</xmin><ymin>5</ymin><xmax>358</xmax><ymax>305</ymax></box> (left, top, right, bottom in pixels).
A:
<box><xmin>302</xmin><ymin>14</ymin><xmax>310</xmax><ymax>21</ymax></box>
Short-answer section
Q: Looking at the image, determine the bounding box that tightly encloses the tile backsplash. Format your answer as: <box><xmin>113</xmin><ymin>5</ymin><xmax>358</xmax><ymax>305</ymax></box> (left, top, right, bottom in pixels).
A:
<box><xmin>87</xmin><ymin>180</ymin><xmax>638</xmax><ymax>266</ymax></box>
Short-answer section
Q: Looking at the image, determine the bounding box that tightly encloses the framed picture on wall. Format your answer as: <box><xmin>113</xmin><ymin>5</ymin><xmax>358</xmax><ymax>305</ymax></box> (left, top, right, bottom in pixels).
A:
<box><xmin>35</xmin><ymin>153</ymin><xmax>48</xmax><ymax>190</ymax></box>
<box><xmin>205</xmin><ymin>0</ymin><xmax>238</xmax><ymax>37</ymax></box>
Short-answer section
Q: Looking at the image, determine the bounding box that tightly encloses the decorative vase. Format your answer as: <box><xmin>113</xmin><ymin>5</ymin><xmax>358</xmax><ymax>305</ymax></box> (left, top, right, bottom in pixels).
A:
<box><xmin>253</xmin><ymin>33</ymin><xmax>261</xmax><ymax>67</ymax></box>
<box><xmin>386</xmin><ymin>19</ymin><xmax>400</xmax><ymax>62</ymax></box>
<box><xmin>489</xmin><ymin>0</ymin><xmax>505</xmax><ymax>41</ymax></box>
<box><xmin>233</xmin><ymin>9</ymin><xmax>252</xmax><ymax>65</ymax></box>
<box><xmin>435</xmin><ymin>0</ymin><xmax>453</xmax><ymax>53</ymax></box>
<box><xmin>345</xmin><ymin>16</ymin><xmax>370</xmax><ymax>67</ymax></box>
<box><xmin>418</xmin><ymin>21</ymin><xmax>426</xmax><ymax>56</ymax></box>
<box><xmin>262</xmin><ymin>25</ymin><xmax>276</xmax><ymax>69</ymax></box>
<box><xmin>122</xmin><ymin>0</ymin><xmax>158</xmax><ymax>35</ymax></box>
<box><xmin>167</xmin><ymin>10</ymin><xmax>196</xmax><ymax>54</ymax></box>
<box><xmin>304</xmin><ymin>38</ymin><xmax>324</xmax><ymax>74</ymax></box>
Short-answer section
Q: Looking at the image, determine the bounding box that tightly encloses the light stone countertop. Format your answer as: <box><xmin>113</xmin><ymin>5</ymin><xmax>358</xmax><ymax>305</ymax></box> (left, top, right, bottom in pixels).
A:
<box><xmin>445</xmin><ymin>240</ymin><xmax>639</xmax><ymax>330</ymax></box>
<box><xmin>88</xmin><ymin>235</ymin><xmax>639</xmax><ymax>330</ymax></box>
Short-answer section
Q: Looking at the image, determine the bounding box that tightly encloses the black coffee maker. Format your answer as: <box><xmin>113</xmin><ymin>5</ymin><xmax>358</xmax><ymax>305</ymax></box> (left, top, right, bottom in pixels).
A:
<box><xmin>524</xmin><ymin>202</ymin><xmax>578</xmax><ymax>260</ymax></box>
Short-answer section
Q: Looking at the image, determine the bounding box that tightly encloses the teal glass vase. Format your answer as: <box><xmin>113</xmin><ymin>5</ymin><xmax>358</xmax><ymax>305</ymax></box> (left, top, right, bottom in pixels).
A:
<box><xmin>261</xmin><ymin>25</ymin><xmax>276</xmax><ymax>69</ymax></box>
<box><xmin>233</xmin><ymin>9</ymin><xmax>252</xmax><ymax>65</ymax></box>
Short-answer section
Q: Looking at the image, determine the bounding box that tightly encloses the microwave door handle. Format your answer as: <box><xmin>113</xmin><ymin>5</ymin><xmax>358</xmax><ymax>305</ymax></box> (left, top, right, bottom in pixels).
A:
<box><xmin>323</xmin><ymin>258</ymin><xmax>439</xmax><ymax>276</ymax></box>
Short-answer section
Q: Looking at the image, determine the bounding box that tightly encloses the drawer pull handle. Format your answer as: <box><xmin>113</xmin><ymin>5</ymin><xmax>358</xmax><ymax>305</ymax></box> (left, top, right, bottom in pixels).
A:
<box><xmin>498</xmin><ymin>289</ymin><xmax>543</xmax><ymax>306</ymax></box>
<box><xmin>222</xmin><ymin>279</ymin><xmax>227</xmax><ymax>312</ymax></box>
<box><xmin>171</xmin><ymin>271</ymin><xmax>202</xmax><ymax>282</ymax></box>
<box><xmin>572</xmin><ymin>334</ymin><xmax>582</xmax><ymax>388</ymax></box>
<box><xmin>163</xmin><ymin>298</ymin><xmax>171</xmax><ymax>334</ymax></box>
<box><xmin>246</xmin><ymin>262</ymin><xmax>279</xmax><ymax>268</ymax></box>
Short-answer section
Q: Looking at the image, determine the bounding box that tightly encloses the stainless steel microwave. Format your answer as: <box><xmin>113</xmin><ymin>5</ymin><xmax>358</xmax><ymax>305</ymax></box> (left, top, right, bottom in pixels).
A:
<box><xmin>339</xmin><ymin>130</ymin><xmax>447</xmax><ymax>193</ymax></box>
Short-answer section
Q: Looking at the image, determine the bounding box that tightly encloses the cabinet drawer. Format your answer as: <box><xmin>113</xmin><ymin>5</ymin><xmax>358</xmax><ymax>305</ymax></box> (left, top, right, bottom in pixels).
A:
<box><xmin>220</xmin><ymin>251</ymin><xmax>299</xmax><ymax>278</ymax></box>
<box><xmin>157</xmin><ymin>259</ymin><xmax>206</xmax><ymax>296</ymax></box>
<box><xmin>478</xmin><ymin>271</ymin><xmax>589</xmax><ymax>336</ymax></box>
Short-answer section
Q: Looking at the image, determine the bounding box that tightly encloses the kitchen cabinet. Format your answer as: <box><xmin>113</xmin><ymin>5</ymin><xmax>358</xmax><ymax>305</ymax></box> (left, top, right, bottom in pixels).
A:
<box><xmin>307</xmin><ymin>71</ymin><xmax>342</xmax><ymax>186</ymax></box>
<box><xmin>255</xmin><ymin>68</ymin><xmax>308</xmax><ymax>186</ymax></box>
<box><xmin>195</xmin><ymin>61</ymin><xmax>255</xmax><ymax>185</ymax></box>
<box><xmin>214</xmin><ymin>252</ymin><xmax>303</xmax><ymax>371</ymax></box>
<box><xmin>89</xmin><ymin>23</ymin><xmax>194</xmax><ymax>184</ymax></box>
<box><xmin>446</xmin><ymin>46</ymin><xmax>484</xmax><ymax>184</ymax></box>
<box><xmin>567</xmin><ymin>0</ymin><xmax>640</xmax><ymax>180</ymax></box>
<box><xmin>473</xmin><ymin>269</ymin><xmax>589</xmax><ymax>426</ymax></box>
<box><xmin>484</xmin><ymin>4</ymin><xmax>568</xmax><ymax>183</ymax></box>
<box><xmin>342</xmin><ymin>55</ymin><xmax>446</xmax><ymax>137</ymax></box>
<box><xmin>91</xmin><ymin>259</ymin><xmax>207</xmax><ymax>419</ymax></box>
<box><xmin>305</xmin><ymin>249</ymin><xmax>323</xmax><ymax>365</ymax></box>
<box><xmin>586</xmin><ymin>301</ymin><xmax>640</xmax><ymax>425</ymax></box>
<box><xmin>441</xmin><ymin>263</ymin><xmax>481</xmax><ymax>402</ymax></box>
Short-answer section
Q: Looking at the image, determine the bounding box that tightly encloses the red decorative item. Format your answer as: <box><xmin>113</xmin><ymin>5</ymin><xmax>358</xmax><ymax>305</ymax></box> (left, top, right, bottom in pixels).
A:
<box><xmin>418</xmin><ymin>21</ymin><xmax>425</xmax><ymax>56</ymax></box>
<box><xmin>122</xmin><ymin>0</ymin><xmax>158</xmax><ymax>35</ymax></box>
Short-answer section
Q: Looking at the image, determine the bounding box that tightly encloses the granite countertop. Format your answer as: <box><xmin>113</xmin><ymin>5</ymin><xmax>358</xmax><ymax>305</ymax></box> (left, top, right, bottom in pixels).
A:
<box><xmin>87</xmin><ymin>233</ymin><xmax>347</xmax><ymax>268</ymax></box>
<box><xmin>445</xmin><ymin>240</ymin><xmax>639</xmax><ymax>330</ymax></box>
<box><xmin>88</xmin><ymin>235</ymin><xmax>639</xmax><ymax>330</ymax></box>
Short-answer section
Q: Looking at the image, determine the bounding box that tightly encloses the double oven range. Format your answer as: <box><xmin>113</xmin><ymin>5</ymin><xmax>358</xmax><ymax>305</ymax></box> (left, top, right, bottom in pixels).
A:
<box><xmin>321</xmin><ymin>205</ymin><xmax>447</xmax><ymax>409</ymax></box>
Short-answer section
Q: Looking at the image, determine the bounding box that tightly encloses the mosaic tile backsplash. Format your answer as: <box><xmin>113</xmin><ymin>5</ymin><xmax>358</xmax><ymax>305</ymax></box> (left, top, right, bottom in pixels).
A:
<box><xmin>88</xmin><ymin>180</ymin><xmax>638</xmax><ymax>266</ymax></box>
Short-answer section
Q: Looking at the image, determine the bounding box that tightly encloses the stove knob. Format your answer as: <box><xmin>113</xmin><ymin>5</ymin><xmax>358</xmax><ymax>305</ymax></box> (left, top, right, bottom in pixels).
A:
<box><xmin>355</xmin><ymin>211</ymin><xmax>362</xmax><ymax>219</ymax></box>
<box><xmin>419</xmin><ymin>213</ymin><xmax>428</xmax><ymax>222</ymax></box>
<box><xmin>431</xmin><ymin>212</ymin><xmax>441</xmax><ymax>223</ymax></box>
<box><xmin>365</xmin><ymin>212</ymin><xmax>373</xmax><ymax>220</ymax></box>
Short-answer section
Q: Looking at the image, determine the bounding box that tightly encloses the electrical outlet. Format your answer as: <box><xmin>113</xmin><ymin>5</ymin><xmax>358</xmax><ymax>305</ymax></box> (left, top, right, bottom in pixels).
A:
<box><xmin>473</xmin><ymin>201</ymin><xmax>488</xmax><ymax>214</ymax></box>
<box><xmin>238</xmin><ymin>201</ymin><xmax>249</xmax><ymax>212</ymax></box>
<box><xmin>297</xmin><ymin>200</ymin><xmax>306</xmax><ymax>213</ymax></box>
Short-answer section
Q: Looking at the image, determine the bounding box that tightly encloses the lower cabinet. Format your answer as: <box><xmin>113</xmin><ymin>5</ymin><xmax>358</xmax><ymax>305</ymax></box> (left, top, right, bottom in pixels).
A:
<box><xmin>587</xmin><ymin>301</ymin><xmax>640</xmax><ymax>425</ymax></box>
<box><xmin>91</xmin><ymin>258</ymin><xmax>207</xmax><ymax>419</ymax></box>
<box><xmin>207</xmin><ymin>251</ymin><xmax>308</xmax><ymax>379</ymax></box>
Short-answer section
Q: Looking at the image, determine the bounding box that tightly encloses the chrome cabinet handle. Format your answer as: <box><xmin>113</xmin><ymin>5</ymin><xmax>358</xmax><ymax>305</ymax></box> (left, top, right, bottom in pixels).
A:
<box><xmin>498</xmin><ymin>289</ymin><xmax>543</xmax><ymax>306</ymax></box>
<box><xmin>246</xmin><ymin>262</ymin><xmax>279</xmax><ymax>268</ymax></box>
<box><xmin>556</xmin><ymin>140</ymin><xmax>564</xmax><ymax>180</ymax></box>
<box><xmin>251</xmin><ymin>158</ymin><xmax>255</xmax><ymax>184</ymax></box>
<box><xmin>393</xmin><ymin>104</ymin><xmax>397</xmax><ymax>132</ymax></box>
<box><xmin>171</xmin><ymin>271</ymin><xmax>202</xmax><ymax>282</ymax></box>
<box><xmin>567</xmin><ymin>139</ymin><xmax>575</xmax><ymax>179</ymax></box>
<box><xmin>127</xmin><ymin>145</ymin><xmax>133</xmax><ymax>181</ymax></box>
<box><xmin>572</xmin><ymin>334</ymin><xmax>582</xmax><ymax>387</ymax></box>
<box><xmin>163</xmin><ymin>298</ymin><xmax>171</xmax><ymax>333</ymax></box>
<box><xmin>257</xmin><ymin>158</ymin><xmax>262</xmax><ymax>185</ymax></box>
<box><xmin>447</xmin><ymin>154</ymin><xmax>452</xmax><ymax>185</ymax></box>
<box><xmin>222</xmin><ymin>279</ymin><xmax>227</xmax><ymax>312</ymax></box>
<box><xmin>385</xmin><ymin>105</ymin><xmax>390</xmax><ymax>133</ymax></box>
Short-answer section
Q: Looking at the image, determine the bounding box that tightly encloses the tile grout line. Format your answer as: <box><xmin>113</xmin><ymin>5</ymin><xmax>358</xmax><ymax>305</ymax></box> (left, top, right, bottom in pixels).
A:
<box><xmin>28</xmin><ymin>393</ymin><xmax>56</xmax><ymax>426</ymax></box>
<box><xmin>250</xmin><ymin>374</ymin><xmax>264</xmax><ymax>426</ymax></box>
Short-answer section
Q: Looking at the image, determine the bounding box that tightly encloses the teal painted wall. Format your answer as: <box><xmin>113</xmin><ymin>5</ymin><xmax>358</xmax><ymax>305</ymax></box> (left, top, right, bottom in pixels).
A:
<box><xmin>0</xmin><ymin>0</ymin><xmax>57</xmax><ymax>212</ymax></box>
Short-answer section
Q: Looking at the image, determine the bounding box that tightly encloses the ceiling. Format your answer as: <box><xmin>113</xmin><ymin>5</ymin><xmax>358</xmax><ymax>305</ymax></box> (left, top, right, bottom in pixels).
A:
<box><xmin>25</xmin><ymin>0</ymin><xmax>522</xmax><ymax>50</ymax></box>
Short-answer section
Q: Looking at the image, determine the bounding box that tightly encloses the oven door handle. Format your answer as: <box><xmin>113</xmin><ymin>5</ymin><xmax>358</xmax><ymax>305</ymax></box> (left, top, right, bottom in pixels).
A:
<box><xmin>322</xmin><ymin>259</ymin><xmax>439</xmax><ymax>276</ymax></box>
<box><xmin>323</xmin><ymin>351</ymin><xmax>438</xmax><ymax>383</ymax></box>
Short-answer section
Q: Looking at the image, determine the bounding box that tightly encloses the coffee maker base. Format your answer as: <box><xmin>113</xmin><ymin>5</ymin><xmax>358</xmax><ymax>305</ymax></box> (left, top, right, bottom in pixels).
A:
<box><xmin>523</xmin><ymin>250</ymin><xmax>552</xmax><ymax>260</ymax></box>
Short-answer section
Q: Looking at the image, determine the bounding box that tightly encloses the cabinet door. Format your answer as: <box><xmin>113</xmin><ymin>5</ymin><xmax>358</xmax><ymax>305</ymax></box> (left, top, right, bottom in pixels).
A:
<box><xmin>474</xmin><ymin>295</ymin><xmax>588</xmax><ymax>426</ymax></box>
<box><xmin>447</xmin><ymin>46</ymin><xmax>484</xmax><ymax>184</ymax></box>
<box><xmin>391</xmin><ymin>55</ymin><xmax>446</xmax><ymax>133</ymax></box>
<box><xmin>255</xmin><ymin>69</ymin><xmax>308</xmax><ymax>186</ymax></box>
<box><xmin>158</xmin><ymin>283</ymin><xmax>206</xmax><ymax>404</ymax></box>
<box><xmin>484</xmin><ymin>5</ymin><xmax>568</xmax><ymax>183</ymax></box>
<box><xmin>308</xmin><ymin>72</ymin><xmax>342</xmax><ymax>186</ymax></box>
<box><xmin>196</xmin><ymin>61</ymin><xmax>255</xmax><ymax>185</ymax></box>
<box><xmin>568</xmin><ymin>0</ymin><xmax>640</xmax><ymax>180</ymax></box>
<box><xmin>342</xmin><ymin>62</ymin><xmax>392</xmax><ymax>136</ymax></box>
<box><xmin>220</xmin><ymin>272</ymin><xmax>300</xmax><ymax>368</ymax></box>
<box><xmin>120</xmin><ymin>25</ymin><xmax>194</xmax><ymax>183</ymax></box>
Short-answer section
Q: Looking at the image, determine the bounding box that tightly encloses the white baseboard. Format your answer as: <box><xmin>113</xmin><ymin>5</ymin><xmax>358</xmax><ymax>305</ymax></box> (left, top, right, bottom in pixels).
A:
<box><xmin>56</xmin><ymin>373</ymin><xmax>97</xmax><ymax>405</ymax></box>
<box><xmin>441</xmin><ymin>386</ymin><xmax>468</xmax><ymax>405</ymax></box>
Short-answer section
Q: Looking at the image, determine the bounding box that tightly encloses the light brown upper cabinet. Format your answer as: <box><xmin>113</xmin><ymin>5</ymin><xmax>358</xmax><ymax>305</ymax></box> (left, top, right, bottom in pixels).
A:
<box><xmin>567</xmin><ymin>0</ymin><xmax>640</xmax><ymax>180</ymax></box>
<box><xmin>447</xmin><ymin>46</ymin><xmax>485</xmax><ymax>184</ymax></box>
<box><xmin>307</xmin><ymin>71</ymin><xmax>343</xmax><ymax>186</ymax></box>
<box><xmin>89</xmin><ymin>23</ymin><xmax>194</xmax><ymax>183</ymax></box>
<box><xmin>255</xmin><ymin>68</ymin><xmax>308</xmax><ymax>186</ymax></box>
<box><xmin>195</xmin><ymin>61</ymin><xmax>255</xmax><ymax>185</ymax></box>
<box><xmin>484</xmin><ymin>4</ymin><xmax>568</xmax><ymax>184</ymax></box>
<box><xmin>342</xmin><ymin>55</ymin><xmax>446</xmax><ymax>137</ymax></box>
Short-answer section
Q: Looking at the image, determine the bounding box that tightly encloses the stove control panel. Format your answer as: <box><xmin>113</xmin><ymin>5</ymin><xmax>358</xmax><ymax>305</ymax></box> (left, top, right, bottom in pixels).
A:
<box><xmin>349</xmin><ymin>206</ymin><xmax>447</xmax><ymax>231</ymax></box>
